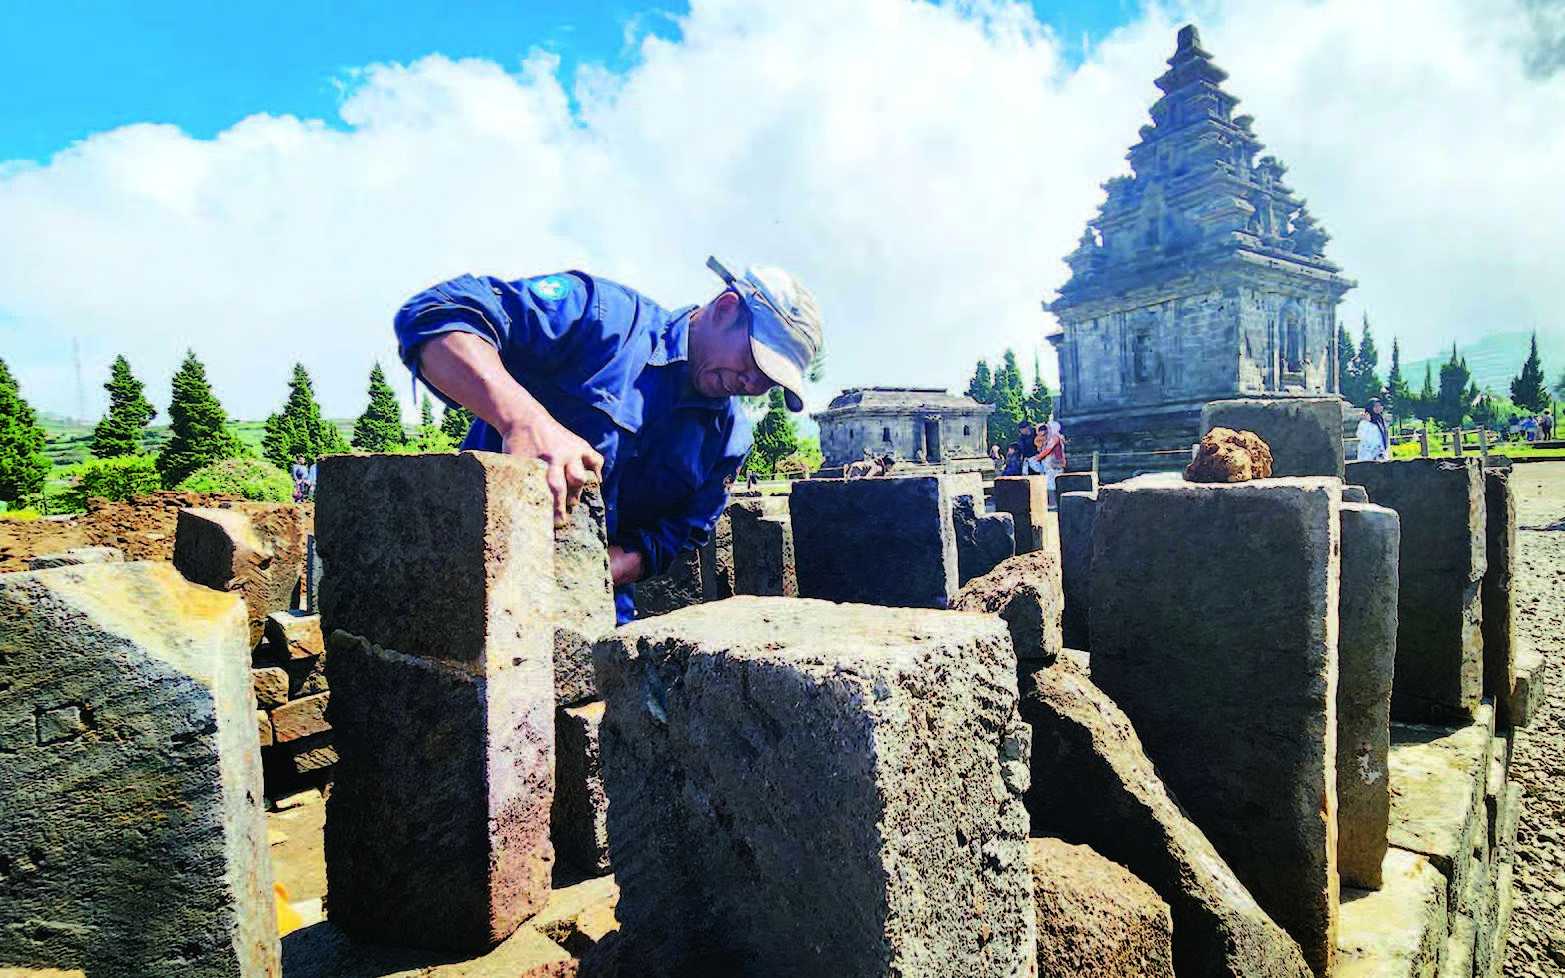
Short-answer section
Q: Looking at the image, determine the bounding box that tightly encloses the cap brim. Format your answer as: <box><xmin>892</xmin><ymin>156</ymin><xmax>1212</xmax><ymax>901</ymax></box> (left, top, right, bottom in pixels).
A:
<box><xmin>750</xmin><ymin>336</ymin><xmax>806</xmax><ymax>412</ymax></box>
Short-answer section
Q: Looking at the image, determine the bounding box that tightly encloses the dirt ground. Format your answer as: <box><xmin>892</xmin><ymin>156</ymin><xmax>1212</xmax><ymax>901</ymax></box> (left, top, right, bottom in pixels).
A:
<box><xmin>1504</xmin><ymin>461</ymin><xmax>1565</xmax><ymax>976</ymax></box>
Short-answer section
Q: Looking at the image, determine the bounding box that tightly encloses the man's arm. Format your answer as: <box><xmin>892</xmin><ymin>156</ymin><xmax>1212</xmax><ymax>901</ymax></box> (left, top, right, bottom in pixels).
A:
<box><xmin>418</xmin><ymin>332</ymin><xmax>603</xmax><ymax>526</ymax></box>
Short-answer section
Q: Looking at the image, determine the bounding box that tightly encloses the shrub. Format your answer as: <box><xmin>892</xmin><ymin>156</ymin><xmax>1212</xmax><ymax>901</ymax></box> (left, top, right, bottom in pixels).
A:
<box><xmin>176</xmin><ymin>457</ymin><xmax>294</xmax><ymax>502</ymax></box>
<box><xmin>69</xmin><ymin>454</ymin><xmax>162</xmax><ymax>508</ymax></box>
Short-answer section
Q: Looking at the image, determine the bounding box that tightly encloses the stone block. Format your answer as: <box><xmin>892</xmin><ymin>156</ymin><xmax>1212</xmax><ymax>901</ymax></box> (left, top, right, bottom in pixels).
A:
<box><xmin>254</xmin><ymin>665</ymin><xmax>290</xmax><ymax>708</ymax></box>
<box><xmin>257</xmin><ymin>709</ymin><xmax>274</xmax><ymax>748</ymax></box>
<box><xmin>594</xmin><ymin>597</ymin><xmax>1034</xmax><ymax>977</ymax></box>
<box><xmin>1335</xmin><ymin>849</ymin><xmax>1447</xmax><ymax>978</ymax></box>
<box><xmin>281</xmin><ymin>921</ymin><xmax>576</xmax><ymax>977</ymax></box>
<box><xmin>730</xmin><ymin>502</ymin><xmax>796</xmax><ymax>597</ymax></box>
<box><xmin>316</xmin><ymin>452</ymin><xmax>556</xmax><ymax>952</ymax></box>
<box><xmin>552</xmin><ymin>487</ymin><xmax>614</xmax><ymax>706</ymax></box>
<box><xmin>175</xmin><ymin>503</ymin><xmax>308</xmax><ymax>646</ymax></box>
<box><xmin>1028</xmin><ymin>837</ymin><xmax>1174</xmax><ymax>978</ymax></box>
<box><xmin>632</xmin><ymin>548</ymin><xmax>703</xmax><ymax>617</ymax></box>
<box><xmin>1053</xmin><ymin>471</ymin><xmax>1098</xmax><ymax>496</ymax></box>
<box><xmin>284</xmin><ymin>651</ymin><xmax>329</xmax><ymax>698</ymax></box>
<box><xmin>264</xmin><ymin>609</ymin><xmax>325</xmax><ymax>660</ymax></box>
<box><xmin>1342</xmin><ymin>485</ymin><xmax>1369</xmax><ymax>503</ymax></box>
<box><xmin>1089</xmin><ymin>474</ymin><xmax>1340</xmax><ymax>976</ymax></box>
<box><xmin>1480</xmin><ymin>469</ymin><xmax>1516</xmax><ymax>725</ymax></box>
<box><xmin>952</xmin><ymin>491</ymin><xmax>1014</xmax><ymax>586</ymax></box>
<box><xmin>790</xmin><ymin>477</ymin><xmax>959</xmax><ymax>608</ymax></box>
<box><xmin>1019</xmin><ymin>662</ymin><xmax>1312</xmax><ymax>978</ymax></box>
<box><xmin>993</xmin><ymin>476</ymin><xmax>1050</xmax><ymax>553</ymax></box>
<box><xmin>1509</xmin><ymin>649</ymin><xmax>1545</xmax><ymax>728</ymax></box>
<box><xmin>285</xmin><ymin>733</ymin><xmax>337</xmax><ymax>776</ymax></box>
<box><xmin>1486</xmin><ymin>861</ymin><xmax>1514</xmax><ymax>978</ymax></box>
<box><xmin>552</xmin><ymin>701</ymin><xmax>610</xmax><ymax>876</ymax></box>
<box><xmin>0</xmin><ymin>562</ymin><xmax>278</xmax><ymax>977</ymax></box>
<box><xmin>1438</xmin><ymin>913</ymin><xmax>1476</xmax><ymax>978</ymax></box>
<box><xmin>1337</xmin><ymin>503</ymin><xmax>1399</xmax><ymax>890</ymax></box>
<box><xmin>1057</xmin><ymin>490</ymin><xmax>1097</xmax><ymax>651</ymax></box>
<box><xmin>530</xmin><ymin>874</ymin><xmax>619</xmax><ymax>957</ymax></box>
<box><xmin>25</xmin><ymin>546</ymin><xmax>123</xmax><ymax>570</ymax></box>
<box><xmin>1202</xmin><ymin>397</ymin><xmax>1346</xmax><ymax>478</ymax></box>
<box><xmin>951</xmin><ymin>550</ymin><xmax>1062</xmax><ymax>662</ymax></box>
<box><xmin>272</xmin><ymin>691</ymin><xmax>330</xmax><ymax>742</ymax></box>
<box><xmin>698</xmin><ymin>504</ymin><xmax>734</xmax><ymax>602</ymax></box>
<box><xmin>1386</xmin><ymin>705</ymin><xmax>1493</xmax><ymax>916</ymax></box>
<box><xmin>1346</xmin><ymin>458</ymin><xmax>1486</xmax><ymax>723</ymax></box>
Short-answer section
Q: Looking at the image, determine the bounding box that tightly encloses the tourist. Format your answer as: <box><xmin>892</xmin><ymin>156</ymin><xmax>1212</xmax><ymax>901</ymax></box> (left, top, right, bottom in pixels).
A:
<box><xmin>1010</xmin><ymin>421</ymin><xmax>1036</xmax><ymax>475</ymax></box>
<box><xmin>290</xmin><ymin>456</ymin><xmax>310</xmax><ymax>503</ymax></box>
<box><xmin>1542</xmin><ymin>412</ymin><xmax>1555</xmax><ymax>441</ymax></box>
<box><xmin>1356</xmin><ymin>398</ymin><xmax>1390</xmax><ymax>461</ymax></box>
<box><xmin>1521</xmin><ymin>415</ymin><xmax>1538</xmax><ymax>442</ymax></box>
<box><xmin>395</xmin><ymin>256</ymin><xmax>823</xmax><ymax>624</ymax></box>
<box><xmin>1035</xmin><ymin>419</ymin><xmax>1067</xmax><ymax>496</ymax></box>
<box><xmin>1002</xmin><ymin>445</ymin><xmax>1021</xmax><ymax>477</ymax></box>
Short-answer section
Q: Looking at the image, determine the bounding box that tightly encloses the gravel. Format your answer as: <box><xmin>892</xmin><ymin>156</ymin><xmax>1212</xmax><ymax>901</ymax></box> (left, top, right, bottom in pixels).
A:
<box><xmin>1502</xmin><ymin>461</ymin><xmax>1565</xmax><ymax>977</ymax></box>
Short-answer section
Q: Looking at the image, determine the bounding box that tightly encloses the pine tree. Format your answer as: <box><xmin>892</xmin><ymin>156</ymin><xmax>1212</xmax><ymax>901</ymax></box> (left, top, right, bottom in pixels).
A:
<box><xmin>408</xmin><ymin>394</ymin><xmax>454</xmax><ymax>452</ymax></box>
<box><xmin>351</xmin><ymin>363</ymin><xmax>407</xmax><ymax>452</ymax></box>
<box><xmin>157</xmin><ymin>350</ymin><xmax>242</xmax><ymax>488</ymax></box>
<box><xmin>1352</xmin><ymin>315</ymin><xmax>1383</xmax><ymax>404</ymax></box>
<box><xmin>749</xmin><ymin>387</ymin><xmax>799</xmax><ymax>477</ymax></box>
<box><xmin>1509</xmin><ymin>332</ymin><xmax>1549</xmax><ymax>412</ymax></box>
<box><xmin>261</xmin><ymin>363</ymin><xmax>346</xmax><ymax>469</ymax></box>
<box><xmin>987</xmin><ymin>350</ymin><xmax>1028</xmax><ymax>448</ymax></box>
<box><xmin>1386</xmin><ymin>338</ymin><xmax>1412</xmax><ymax>421</ymax></box>
<box><xmin>90</xmin><ymin>355</ymin><xmax>156</xmax><ymax>458</ymax></box>
<box><xmin>1336</xmin><ymin>321</ymin><xmax>1356</xmax><ymax>397</ymax></box>
<box><xmin>441</xmin><ymin>404</ymin><xmax>475</xmax><ymax>443</ymax></box>
<box><xmin>1417</xmin><ymin>363</ymin><xmax>1436</xmax><ymax>421</ymax></box>
<box><xmin>1436</xmin><ymin>344</ymin><xmax>1474</xmax><ymax>427</ymax></box>
<box><xmin>0</xmin><ymin>357</ymin><xmax>49</xmax><ymax>506</ymax></box>
<box><xmin>1024</xmin><ymin>353</ymin><xmax>1053</xmax><ymax>423</ymax></box>
<box><xmin>966</xmin><ymin>359</ymin><xmax>994</xmax><ymax>404</ymax></box>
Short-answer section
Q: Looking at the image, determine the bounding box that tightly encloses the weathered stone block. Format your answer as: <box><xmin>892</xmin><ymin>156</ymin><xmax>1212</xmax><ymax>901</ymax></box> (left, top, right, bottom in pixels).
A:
<box><xmin>1342</xmin><ymin>485</ymin><xmax>1369</xmax><ymax>503</ymax></box>
<box><xmin>952</xmin><ymin>550</ymin><xmax>1062</xmax><ymax>662</ymax></box>
<box><xmin>316</xmin><ymin>452</ymin><xmax>556</xmax><ymax>952</ymax></box>
<box><xmin>952</xmin><ymin>491</ymin><xmax>1014</xmax><ymax>585</ymax></box>
<box><xmin>698</xmin><ymin>504</ymin><xmax>734</xmax><ymax>602</ymax></box>
<box><xmin>257</xmin><ymin>709</ymin><xmax>274</xmax><ymax>748</ymax></box>
<box><xmin>1480</xmin><ymin>469</ymin><xmax>1515</xmax><ymax>725</ymax></box>
<box><xmin>632</xmin><ymin>548</ymin><xmax>703</xmax><ymax>617</ymax></box>
<box><xmin>1346</xmin><ymin>458</ymin><xmax>1485</xmax><ymax>723</ymax></box>
<box><xmin>175</xmin><ymin>503</ymin><xmax>308</xmax><ymax>646</ymax></box>
<box><xmin>1337</xmin><ymin>503</ymin><xmax>1399</xmax><ymax>890</ymax></box>
<box><xmin>25</xmin><ymin>546</ymin><xmax>124</xmax><ymax>570</ymax></box>
<box><xmin>730</xmin><ymin>501</ymin><xmax>796</xmax><ymax>597</ymax></box>
<box><xmin>1202</xmin><ymin>397</ymin><xmax>1346</xmax><ymax>478</ymax></box>
<box><xmin>551</xmin><ymin>701</ymin><xmax>609</xmax><ymax>876</ymax></box>
<box><xmin>265</xmin><ymin>609</ymin><xmax>325</xmax><ymax>660</ymax></box>
<box><xmin>1020</xmin><ymin>662</ymin><xmax>1312</xmax><ymax>978</ymax></box>
<box><xmin>1509</xmin><ymin>649</ymin><xmax>1545</xmax><ymax>728</ymax></box>
<box><xmin>1185</xmin><ymin>426</ymin><xmax>1274</xmax><ymax>482</ymax></box>
<box><xmin>1057</xmin><ymin>490</ymin><xmax>1097</xmax><ymax>652</ymax></box>
<box><xmin>1335</xmin><ymin>849</ymin><xmax>1447</xmax><ymax>978</ymax></box>
<box><xmin>993</xmin><ymin>476</ymin><xmax>1050</xmax><ymax>553</ymax></box>
<box><xmin>1028</xmin><ymin>837</ymin><xmax>1174</xmax><ymax>978</ymax></box>
<box><xmin>1090</xmin><ymin>474</ymin><xmax>1340</xmax><ymax>976</ymax></box>
<box><xmin>285</xmin><ymin>733</ymin><xmax>337</xmax><ymax>776</ymax></box>
<box><xmin>594</xmin><ymin>597</ymin><xmax>1034</xmax><ymax>977</ymax></box>
<box><xmin>281</xmin><ymin>921</ymin><xmax>576</xmax><ymax>977</ymax></box>
<box><xmin>552</xmin><ymin>487</ymin><xmax>614</xmax><ymax>706</ymax></box>
<box><xmin>790</xmin><ymin>477</ymin><xmax>959</xmax><ymax>608</ymax></box>
<box><xmin>0</xmin><ymin>562</ymin><xmax>278</xmax><ymax>977</ymax></box>
<box><xmin>1053</xmin><ymin>471</ymin><xmax>1098</xmax><ymax>496</ymax></box>
<box><xmin>254</xmin><ymin>665</ymin><xmax>290</xmax><ymax>708</ymax></box>
<box><xmin>272</xmin><ymin>691</ymin><xmax>330</xmax><ymax>742</ymax></box>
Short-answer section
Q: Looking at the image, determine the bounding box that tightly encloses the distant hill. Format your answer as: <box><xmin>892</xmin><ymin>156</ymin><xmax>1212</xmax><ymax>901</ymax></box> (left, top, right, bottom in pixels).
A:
<box><xmin>41</xmin><ymin>417</ymin><xmax>358</xmax><ymax>468</ymax></box>
<box><xmin>1399</xmin><ymin>331</ymin><xmax>1565</xmax><ymax>398</ymax></box>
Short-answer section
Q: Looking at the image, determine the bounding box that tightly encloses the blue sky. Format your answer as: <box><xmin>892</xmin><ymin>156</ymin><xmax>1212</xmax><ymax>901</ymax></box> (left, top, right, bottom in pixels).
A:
<box><xmin>0</xmin><ymin>0</ymin><xmax>1135</xmax><ymax>164</ymax></box>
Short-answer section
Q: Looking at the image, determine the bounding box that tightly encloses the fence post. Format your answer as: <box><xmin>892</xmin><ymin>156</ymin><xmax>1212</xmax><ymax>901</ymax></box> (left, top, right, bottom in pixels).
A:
<box><xmin>1419</xmin><ymin>427</ymin><xmax>1430</xmax><ymax>457</ymax></box>
<box><xmin>1479</xmin><ymin>426</ymin><xmax>1490</xmax><ymax>462</ymax></box>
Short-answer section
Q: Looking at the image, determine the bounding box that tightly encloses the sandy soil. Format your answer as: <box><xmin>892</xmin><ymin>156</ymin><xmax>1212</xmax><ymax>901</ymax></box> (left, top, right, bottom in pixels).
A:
<box><xmin>1503</xmin><ymin>460</ymin><xmax>1565</xmax><ymax>976</ymax></box>
<box><xmin>0</xmin><ymin>492</ymin><xmax>245</xmax><ymax>572</ymax></box>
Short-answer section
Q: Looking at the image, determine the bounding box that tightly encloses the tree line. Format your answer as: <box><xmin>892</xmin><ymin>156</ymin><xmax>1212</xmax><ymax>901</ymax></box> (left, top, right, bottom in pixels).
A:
<box><xmin>964</xmin><ymin>349</ymin><xmax>1053</xmax><ymax>449</ymax></box>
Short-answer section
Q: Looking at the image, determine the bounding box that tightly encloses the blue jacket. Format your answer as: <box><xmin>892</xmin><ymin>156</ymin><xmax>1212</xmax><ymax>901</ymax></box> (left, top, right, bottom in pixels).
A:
<box><xmin>393</xmin><ymin>270</ymin><xmax>751</xmax><ymax>623</ymax></box>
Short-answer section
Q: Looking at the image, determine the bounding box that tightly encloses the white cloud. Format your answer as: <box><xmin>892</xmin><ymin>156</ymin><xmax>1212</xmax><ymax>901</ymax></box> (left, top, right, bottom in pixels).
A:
<box><xmin>2</xmin><ymin>0</ymin><xmax>1562</xmax><ymax>423</ymax></box>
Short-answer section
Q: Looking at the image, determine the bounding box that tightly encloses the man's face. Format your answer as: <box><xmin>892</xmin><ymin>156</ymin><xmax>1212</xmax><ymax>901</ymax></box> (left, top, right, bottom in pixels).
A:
<box><xmin>690</xmin><ymin>290</ymin><xmax>772</xmax><ymax>399</ymax></box>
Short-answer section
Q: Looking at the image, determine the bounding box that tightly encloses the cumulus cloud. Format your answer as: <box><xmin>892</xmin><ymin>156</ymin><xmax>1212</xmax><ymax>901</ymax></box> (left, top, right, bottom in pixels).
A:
<box><xmin>1</xmin><ymin>0</ymin><xmax>1562</xmax><ymax>422</ymax></box>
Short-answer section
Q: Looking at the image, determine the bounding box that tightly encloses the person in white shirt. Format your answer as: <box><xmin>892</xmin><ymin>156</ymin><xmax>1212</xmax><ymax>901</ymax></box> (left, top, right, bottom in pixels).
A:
<box><xmin>1356</xmin><ymin>398</ymin><xmax>1390</xmax><ymax>462</ymax></box>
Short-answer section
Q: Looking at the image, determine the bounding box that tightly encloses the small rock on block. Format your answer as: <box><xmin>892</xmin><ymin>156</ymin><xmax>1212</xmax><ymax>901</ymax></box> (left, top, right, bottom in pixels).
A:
<box><xmin>316</xmin><ymin>452</ymin><xmax>557</xmax><ymax>952</ymax></box>
<box><xmin>790</xmin><ymin>477</ymin><xmax>960</xmax><ymax>608</ymax></box>
<box><xmin>594</xmin><ymin>597</ymin><xmax>1035</xmax><ymax>977</ymax></box>
<box><xmin>0</xmin><ymin>562</ymin><xmax>278</xmax><ymax>977</ymax></box>
<box><xmin>174</xmin><ymin>503</ymin><xmax>308</xmax><ymax>646</ymax></box>
<box><xmin>1028</xmin><ymin>837</ymin><xmax>1174</xmax><ymax>978</ymax></box>
<box><xmin>265</xmin><ymin>609</ymin><xmax>325</xmax><ymax>660</ymax></box>
<box><xmin>552</xmin><ymin>701</ymin><xmax>610</xmax><ymax>876</ymax></box>
<box><xmin>1202</xmin><ymin>397</ymin><xmax>1345</xmax><ymax>478</ymax></box>
<box><xmin>952</xmin><ymin>550</ymin><xmax>1062</xmax><ymax>662</ymax></box>
<box><xmin>993</xmin><ymin>476</ymin><xmax>1050</xmax><ymax>553</ymax></box>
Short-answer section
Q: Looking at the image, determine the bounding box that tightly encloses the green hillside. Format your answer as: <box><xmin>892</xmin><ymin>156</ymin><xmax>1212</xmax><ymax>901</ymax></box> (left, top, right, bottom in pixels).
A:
<box><xmin>1400</xmin><ymin>331</ymin><xmax>1565</xmax><ymax>398</ymax></box>
<box><xmin>40</xmin><ymin>414</ymin><xmax>358</xmax><ymax>467</ymax></box>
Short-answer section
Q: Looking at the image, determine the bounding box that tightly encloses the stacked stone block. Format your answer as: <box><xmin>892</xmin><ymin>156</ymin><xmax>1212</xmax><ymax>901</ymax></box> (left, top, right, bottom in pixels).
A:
<box><xmin>252</xmin><ymin>609</ymin><xmax>333</xmax><ymax>786</ymax></box>
<box><xmin>0</xmin><ymin>562</ymin><xmax>279</xmax><ymax>977</ymax></box>
<box><xmin>1090</xmin><ymin>474</ymin><xmax>1341</xmax><ymax>976</ymax></box>
<box><xmin>951</xmin><ymin>475</ymin><xmax>1015</xmax><ymax>585</ymax></box>
<box><xmin>1057</xmin><ymin>489</ymin><xmax>1097</xmax><ymax>651</ymax></box>
<box><xmin>729</xmin><ymin>496</ymin><xmax>797</xmax><ymax>597</ymax></box>
<box><xmin>174</xmin><ymin>502</ymin><xmax>308</xmax><ymax>645</ymax></box>
<box><xmin>1480</xmin><ymin>468</ymin><xmax>1516</xmax><ymax>724</ymax></box>
<box><xmin>790</xmin><ymin>476</ymin><xmax>960</xmax><ymax>608</ymax></box>
<box><xmin>1201</xmin><ymin>397</ymin><xmax>1346</xmax><ymax>478</ymax></box>
<box><xmin>993</xmin><ymin>475</ymin><xmax>1051</xmax><ymax>553</ymax></box>
<box><xmin>1347</xmin><ymin>459</ymin><xmax>1486</xmax><ymax>723</ymax></box>
<box><xmin>316</xmin><ymin>452</ymin><xmax>557</xmax><ymax>951</ymax></box>
<box><xmin>594</xmin><ymin>597</ymin><xmax>1035</xmax><ymax>977</ymax></box>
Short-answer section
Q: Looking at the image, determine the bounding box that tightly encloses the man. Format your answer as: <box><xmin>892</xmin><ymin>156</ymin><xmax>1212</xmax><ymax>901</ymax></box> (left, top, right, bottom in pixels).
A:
<box><xmin>393</xmin><ymin>257</ymin><xmax>822</xmax><ymax>624</ymax></box>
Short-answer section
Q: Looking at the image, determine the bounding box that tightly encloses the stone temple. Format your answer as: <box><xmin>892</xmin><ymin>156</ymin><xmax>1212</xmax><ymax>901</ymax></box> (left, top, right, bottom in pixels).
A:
<box><xmin>814</xmin><ymin>386</ymin><xmax>989</xmax><ymax>467</ymax></box>
<box><xmin>1047</xmin><ymin>26</ymin><xmax>1355</xmax><ymax>471</ymax></box>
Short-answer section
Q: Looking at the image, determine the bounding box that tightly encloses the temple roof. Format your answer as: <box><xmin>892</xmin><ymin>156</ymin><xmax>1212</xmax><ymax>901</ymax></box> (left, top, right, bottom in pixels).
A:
<box><xmin>816</xmin><ymin>387</ymin><xmax>987</xmax><ymax>416</ymax></box>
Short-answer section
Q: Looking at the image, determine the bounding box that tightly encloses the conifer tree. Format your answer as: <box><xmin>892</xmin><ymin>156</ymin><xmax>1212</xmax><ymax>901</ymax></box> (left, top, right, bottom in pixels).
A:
<box><xmin>261</xmin><ymin>363</ymin><xmax>347</xmax><ymax>469</ymax></box>
<box><xmin>1418</xmin><ymin>363</ymin><xmax>1437</xmax><ymax>421</ymax></box>
<box><xmin>1509</xmin><ymin>332</ymin><xmax>1549</xmax><ymax>412</ymax></box>
<box><xmin>0</xmin><ymin>357</ymin><xmax>49</xmax><ymax>506</ymax></box>
<box><xmin>966</xmin><ymin>359</ymin><xmax>994</xmax><ymax>404</ymax></box>
<box><xmin>987</xmin><ymin>350</ymin><xmax>1028</xmax><ymax>448</ymax></box>
<box><xmin>351</xmin><ymin>363</ymin><xmax>406</xmax><ymax>452</ymax></box>
<box><xmin>1336</xmin><ymin>322</ymin><xmax>1356</xmax><ymax>396</ymax></box>
<box><xmin>1435</xmin><ymin>344</ymin><xmax>1475</xmax><ymax>427</ymax></box>
<box><xmin>1024</xmin><ymin>353</ymin><xmax>1053</xmax><ymax>423</ymax></box>
<box><xmin>408</xmin><ymin>394</ymin><xmax>454</xmax><ymax>452</ymax></box>
<box><xmin>157</xmin><ymin>350</ymin><xmax>242</xmax><ymax>488</ymax></box>
<box><xmin>90</xmin><ymin>355</ymin><xmax>156</xmax><ymax>458</ymax></box>
<box><xmin>1351</xmin><ymin>315</ymin><xmax>1383</xmax><ymax>404</ymax></box>
<box><xmin>1386</xmin><ymin>338</ymin><xmax>1412</xmax><ymax>421</ymax></box>
<box><xmin>749</xmin><ymin>387</ymin><xmax>799</xmax><ymax>477</ymax></box>
<box><xmin>441</xmin><ymin>404</ymin><xmax>474</xmax><ymax>443</ymax></box>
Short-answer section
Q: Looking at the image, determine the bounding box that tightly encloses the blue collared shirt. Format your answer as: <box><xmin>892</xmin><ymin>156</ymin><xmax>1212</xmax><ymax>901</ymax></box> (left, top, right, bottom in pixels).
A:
<box><xmin>393</xmin><ymin>270</ymin><xmax>751</xmax><ymax>623</ymax></box>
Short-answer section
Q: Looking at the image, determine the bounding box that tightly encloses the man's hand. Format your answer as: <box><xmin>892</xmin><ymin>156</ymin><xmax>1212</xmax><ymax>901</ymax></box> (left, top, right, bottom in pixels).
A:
<box><xmin>500</xmin><ymin>416</ymin><xmax>604</xmax><ymax>526</ymax></box>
